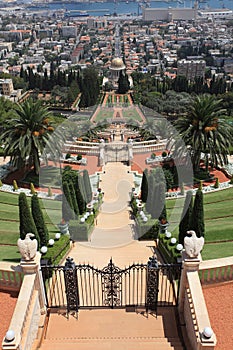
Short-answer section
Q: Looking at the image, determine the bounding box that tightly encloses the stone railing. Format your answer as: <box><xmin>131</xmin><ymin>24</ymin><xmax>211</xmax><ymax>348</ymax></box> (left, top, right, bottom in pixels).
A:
<box><xmin>2</xmin><ymin>253</ymin><xmax>46</xmax><ymax>350</ymax></box>
<box><xmin>132</xmin><ymin>140</ymin><xmax>167</xmax><ymax>154</ymax></box>
<box><xmin>179</xmin><ymin>255</ymin><xmax>217</xmax><ymax>350</ymax></box>
<box><xmin>63</xmin><ymin>142</ymin><xmax>100</xmax><ymax>155</ymax></box>
<box><xmin>0</xmin><ymin>262</ymin><xmax>23</xmax><ymax>292</ymax></box>
<box><xmin>199</xmin><ymin>256</ymin><xmax>233</xmax><ymax>285</ymax></box>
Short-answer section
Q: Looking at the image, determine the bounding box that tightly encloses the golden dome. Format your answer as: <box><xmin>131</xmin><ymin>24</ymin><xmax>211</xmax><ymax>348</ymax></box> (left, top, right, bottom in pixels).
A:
<box><xmin>111</xmin><ymin>57</ymin><xmax>125</xmax><ymax>69</ymax></box>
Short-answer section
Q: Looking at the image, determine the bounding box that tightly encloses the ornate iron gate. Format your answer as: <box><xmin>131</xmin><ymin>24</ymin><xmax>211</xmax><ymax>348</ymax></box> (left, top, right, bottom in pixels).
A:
<box><xmin>41</xmin><ymin>257</ymin><xmax>181</xmax><ymax>315</ymax></box>
<box><xmin>104</xmin><ymin>144</ymin><xmax>129</xmax><ymax>163</ymax></box>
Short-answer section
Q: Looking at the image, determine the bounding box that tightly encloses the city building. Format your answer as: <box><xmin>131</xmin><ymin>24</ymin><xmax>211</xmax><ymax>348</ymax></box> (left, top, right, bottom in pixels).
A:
<box><xmin>177</xmin><ymin>59</ymin><xmax>206</xmax><ymax>80</ymax></box>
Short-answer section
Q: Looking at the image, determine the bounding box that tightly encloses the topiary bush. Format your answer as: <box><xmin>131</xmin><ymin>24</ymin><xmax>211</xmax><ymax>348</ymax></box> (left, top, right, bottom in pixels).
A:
<box><xmin>30</xmin><ymin>182</ymin><xmax>36</xmax><ymax>195</ymax></box>
<box><xmin>13</xmin><ymin>180</ymin><xmax>18</xmax><ymax>191</ymax></box>
<box><xmin>214</xmin><ymin>177</ymin><xmax>219</xmax><ymax>189</ymax></box>
<box><xmin>69</xmin><ymin>215</ymin><xmax>95</xmax><ymax>241</ymax></box>
<box><xmin>65</xmin><ymin>153</ymin><xmax>71</xmax><ymax>159</ymax></box>
<box><xmin>31</xmin><ymin>194</ymin><xmax>49</xmax><ymax>247</ymax></box>
<box><xmin>158</xmin><ymin>233</ymin><xmax>181</xmax><ymax>263</ymax></box>
<box><xmin>18</xmin><ymin>192</ymin><xmax>40</xmax><ymax>246</ymax></box>
<box><xmin>162</xmin><ymin>151</ymin><xmax>167</xmax><ymax>158</ymax></box>
<box><xmin>47</xmin><ymin>186</ymin><xmax>52</xmax><ymax>197</ymax></box>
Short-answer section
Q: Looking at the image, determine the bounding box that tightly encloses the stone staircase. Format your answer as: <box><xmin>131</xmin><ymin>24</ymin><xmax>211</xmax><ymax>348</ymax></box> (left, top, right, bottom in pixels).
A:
<box><xmin>35</xmin><ymin>308</ymin><xmax>185</xmax><ymax>350</ymax></box>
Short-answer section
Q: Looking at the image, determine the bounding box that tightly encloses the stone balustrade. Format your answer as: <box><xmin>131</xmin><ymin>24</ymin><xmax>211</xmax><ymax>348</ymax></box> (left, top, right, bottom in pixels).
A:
<box><xmin>185</xmin><ymin>271</ymin><xmax>216</xmax><ymax>349</ymax></box>
<box><xmin>2</xmin><ymin>253</ymin><xmax>46</xmax><ymax>350</ymax></box>
<box><xmin>0</xmin><ymin>262</ymin><xmax>23</xmax><ymax>292</ymax></box>
<box><xmin>179</xmin><ymin>254</ymin><xmax>217</xmax><ymax>350</ymax></box>
<box><xmin>199</xmin><ymin>256</ymin><xmax>233</xmax><ymax>285</ymax></box>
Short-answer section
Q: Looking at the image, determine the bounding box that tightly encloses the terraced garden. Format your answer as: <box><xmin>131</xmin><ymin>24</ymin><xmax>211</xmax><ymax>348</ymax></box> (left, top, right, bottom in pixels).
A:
<box><xmin>0</xmin><ymin>187</ymin><xmax>233</xmax><ymax>262</ymax></box>
<box><xmin>166</xmin><ymin>187</ymin><xmax>233</xmax><ymax>260</ymax></box>
<box><xmin>0</xmin><ymin>191</ymin><xmax>62</xmax><ymax>262</ymax></box>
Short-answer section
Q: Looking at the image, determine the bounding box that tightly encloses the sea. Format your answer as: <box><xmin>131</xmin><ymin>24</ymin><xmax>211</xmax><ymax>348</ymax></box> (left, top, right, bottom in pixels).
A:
<box><xmin>26</xmin><ymin>0</ymin><xmax>233</xmax><ymax>17</ymax></box>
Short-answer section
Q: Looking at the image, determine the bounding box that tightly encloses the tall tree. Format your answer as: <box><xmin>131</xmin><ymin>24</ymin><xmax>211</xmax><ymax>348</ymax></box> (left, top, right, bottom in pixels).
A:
<box><xmin>76</xmin><ymin>174</ymin><xmax>86</xmax><ymax>214</ymax></box>
<box><xmin>0</xmin><ymin>98</ymin><xmax>63</xmax><ymax>174</ymax></box>
<box><xmin>69</xmin><ymin>181</ymin><xmax>79</xmax><ymax>217</ymax></box>
<box><xmin>173</xmin><ymin>94</ymin><xmax>233</xmax><ymax>171</ymax></box>
<box><xmin>179</xmin><ymin>190</ymin><xmax>193</xmax><ymax>245</ymax></box>
<box><xmin>62</xmin><ymin>182</ymin><xmax>74</xmax><ymax>221</ymax></box>
<box><xmin>18</xmin><ymin>192</ymin><xmax>40</xmax><ymax>246</ymax></box>
<box><xmin>140</xmin><ymin>169</ymin><xmax>149</xmax><ymax>203</ymax></box>
<box><xmin>190</xmin><ymin>189</ymin><xmax>205</xmax><ymax>238</ymax></box>
<box><xmin>83</xmin><ymin>170</ymin><xmax>92</xmax><ymax>203</ymax></box>
<box><xmin>31</xmin><ymin>194</ymin><xmax>49</xmax><ymax>247</ymax></box>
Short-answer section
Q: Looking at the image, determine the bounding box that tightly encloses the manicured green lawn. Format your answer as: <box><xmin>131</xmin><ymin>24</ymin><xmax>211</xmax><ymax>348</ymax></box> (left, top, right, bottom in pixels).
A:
<box><xmin>167</xmin><ymin>187</ymin><xmax>233</xmax><ymax>238</ymax></box>
<box><xmin>0</xmin><ymin>245</ymin><xmax>21</xmax><ymax>262</ymax></box>
<box><xmin>201</xmin><ymin>242</ymin><xmax>233</xmax><ymax>260</ymax></box>
<box><xmin>0</xmin><ymin>190</ymin><xmax>62</xmax><ymax>261</ymax></box>
<box><xmin>94</xmin><ymin>109</ymin><xmax>114</xmax><ymax>122</ymax></box>
<box><xmin>121</xmin><ymin>108</ymin><xmax>143</xmax><ymax>122</ymax></box>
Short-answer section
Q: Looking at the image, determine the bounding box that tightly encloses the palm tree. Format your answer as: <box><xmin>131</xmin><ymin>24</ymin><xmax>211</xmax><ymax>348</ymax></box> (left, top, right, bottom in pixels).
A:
<box><xmin>1</xmin><ymin>98</ymin><xmax>63</xmax><ymax>175</ymax></box>
<box><xmin>173</xmin><ymin>94</ymin><xmax>233</xmax><ymax>172</ymax></box>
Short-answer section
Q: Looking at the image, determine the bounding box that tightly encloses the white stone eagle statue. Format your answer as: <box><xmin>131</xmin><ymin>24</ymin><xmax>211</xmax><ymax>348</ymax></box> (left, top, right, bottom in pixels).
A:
<box><xmin>17</xmin><ymin>233</ymin><xmax>38</xmax><ymax>261</ymax></box>
<box><xmin>184</xmin><ymin>230</ymin><xmax>204</xmax><ymax>258</ymax></box>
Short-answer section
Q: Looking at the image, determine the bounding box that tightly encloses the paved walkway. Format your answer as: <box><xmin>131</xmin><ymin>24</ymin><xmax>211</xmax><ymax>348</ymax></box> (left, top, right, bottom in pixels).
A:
<box><xmin>68</xmin><ymin>162</ymin><xmax>157</xmax><ymax>266</ymax></box>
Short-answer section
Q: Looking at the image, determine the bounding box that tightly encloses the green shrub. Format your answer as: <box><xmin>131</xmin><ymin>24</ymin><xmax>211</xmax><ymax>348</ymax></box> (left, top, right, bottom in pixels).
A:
<box><xmin>158</xmin><ymin>234</ymin><xmax>181</xmax><ymax>263</ymax></box>
<box><xmin>77</xmin><ymin>154</ymin><xmax>82</xmax><ymax>161</ymax></box>
<box><xmin>41</xmin><ymin>235</ymin><xmax>70</xmax><ymax>265</ymax></box>
<box><xmin>30</xmin><ymin>182</ymin><xmax>36</xmax><ymax>195</ymax></box>
<box><xmin>151</xmin><ymin>153</ymin><xmax>156</xmax><ymax>159</ymax></box>
<box><xmin>31</xmin><ymin>194</ymin><xmax>49</xmax><ymax>247</ymax></box>
<box><xmin>135</xmin><ymin>215</ymin><xmax>158</xmax><ymax>240</ymax></box>
<box><xmin>69</xmin><ymin>215</ymin><xmax>94</xmax><ymax>241</ymax></box>
<box><xmin>214</xmin><ymin>177</ymin><xmax>219</xmax><ymax>189</ymax></box>
<box><xmin>47</xmin><ymin>186</ymin><xmax>52</xmax><ymax>197</ymax></box>
<box><xmin>65</xmin><ymin>153</ymin><xmax>71</xmax><ymax>159</ymax></box>
<box><xmin>13</xmin><ymin>180</ymin><xmax>18</xmax><ymax>191</ymax></box>
<box><xmin>230</xmin><ymin>175</ymin><xmax>233</xmax><ymax>185</ymax></box>
<box><xmin>18</xmin><ymin>192</ymin><xmax>40</xmax><ymax>246</ymax></box>
<box><xmin>162</xmin><ymin>151</ymin><xmax>167</xmax><ymax>157</ymax></box>
<box><xmin>130</xmin><ymin>197</ymin><xmax>138</xmax><ymax>216</ymax></box>
<box><xmin>199</xmin><ymin>180</ymin><xmax>203</xmax><ymax>191</ymax></box>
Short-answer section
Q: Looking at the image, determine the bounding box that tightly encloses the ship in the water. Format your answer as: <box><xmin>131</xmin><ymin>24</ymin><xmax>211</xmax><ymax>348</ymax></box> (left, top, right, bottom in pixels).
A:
<box><xmin>65</xmin><ymin>10</ymin><xmax>89</xmax><ymax>17</ymax></box>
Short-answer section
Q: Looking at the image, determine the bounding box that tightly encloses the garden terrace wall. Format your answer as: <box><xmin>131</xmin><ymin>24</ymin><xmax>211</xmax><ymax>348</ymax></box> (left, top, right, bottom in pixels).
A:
<box><xmin>0</xmin><ymin>262</ymin><xmax>23</xmax><ymax>292</ymax></box>
<box><xmin>199</xmin><ymin>257</ymin><xmax>233</xmax><ymax>285</ymax></box>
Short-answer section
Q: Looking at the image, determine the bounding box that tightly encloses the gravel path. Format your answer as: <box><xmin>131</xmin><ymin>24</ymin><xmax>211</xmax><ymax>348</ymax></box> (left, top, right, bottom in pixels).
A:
<box><xmin>203</xmin><ymin>282</ymin><xmax>233</xmax><ymax>350</ymax></box>
<box><xmin>0</xmin><ymin>289</ymin><xmax>18</xmax><ymax>342</ymax></box>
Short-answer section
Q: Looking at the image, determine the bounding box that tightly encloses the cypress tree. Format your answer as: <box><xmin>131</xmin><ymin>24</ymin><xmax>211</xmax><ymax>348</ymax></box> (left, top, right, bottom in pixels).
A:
<box><xmin>83</xmin><ymin>170</ymin><xmax>92</xmax><ymax>203</ymax></box>
<box><xmin>31</xmin><ymin>194</ymin><xmax>48</xmax><ymax>247</ymax></box>
<box><xmin>18</xmin><ymin>192</ymin><xmax>40</xmax><ymax>247</ymax></box>
<box><xmin>191</xmin><ymin>189</ymin><xmax>205</xmax><ymax>238</ymax></box>
<box><xmin>145</xmin><ymin>173</ymin><xmax>155</xmax><ymax>214</ymax></box>
<box><xmin>179</xmin><ymin>190</ymin><xmax>193</xmax><ymax>245</ymax></box>
<box><xmin>62</xmin><ymin>182</ymin><xmax>74</xmax><ymax>221</ymax></box>
<box><xmin>69</xmin><ymin>181</ymin><xmax>79</xmax><ymax>217</ymax></box>
<box><xmin>154</xmin><ymin>181</ymin><xmax>166</xmax><ymax>221</ymax></box>
<box><xmin>141</xmin><ymin>169</ymin><xmax>148</xmax><ymax>203</ymax></box>
<box><xmin>76</xmin><ymin>175</ymin><xmax>86</xmax><ymax>214</ymax></box>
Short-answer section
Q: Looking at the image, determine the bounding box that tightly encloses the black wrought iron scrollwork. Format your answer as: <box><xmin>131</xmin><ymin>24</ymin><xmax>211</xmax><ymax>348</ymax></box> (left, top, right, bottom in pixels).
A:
<box><xmin>101</xmin><ymin>258</ymin><xmax>122</xmax><ymax>308</ymax></box>
<box><xmin>64</xmin><ymin>257</ymin><xmax>79</xmax><ymax>314</ymax></box>
<box><xmin>146</xmin><ymin>256</ymin><xmax>159</xmax><ymax>314</ymax></box>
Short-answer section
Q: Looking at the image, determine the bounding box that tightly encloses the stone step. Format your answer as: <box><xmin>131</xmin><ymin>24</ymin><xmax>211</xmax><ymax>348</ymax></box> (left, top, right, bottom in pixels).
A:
<box><xmin>39</xmin><ymin>337</ymin><xmax>184</xmax><ymax>350</ymax></box>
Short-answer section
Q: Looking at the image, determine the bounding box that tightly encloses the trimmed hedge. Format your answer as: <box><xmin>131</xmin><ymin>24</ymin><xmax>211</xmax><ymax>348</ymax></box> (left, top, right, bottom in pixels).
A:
<box><xmin>135</xmin><ymin>216</ymin><xmax>158</xmax><ymax>240</ymax></box>
<box><xmin>41</xmin><ymin>234</ymin><xmax>70</xmax><ymax>265</ymax></box>
<box><xmin>69</xmin><ymin>215</ymin><xmax>95</xmax><ymax>241</ymax></box>
<box><xmin>158</xmin><ymin>233</ymin><xmax>181</xmax><ymax>263</ymax></box>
